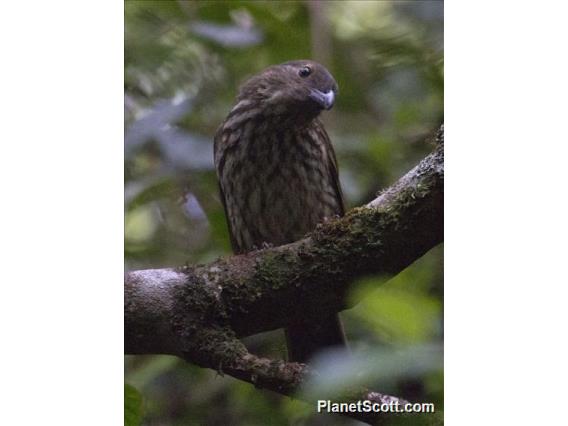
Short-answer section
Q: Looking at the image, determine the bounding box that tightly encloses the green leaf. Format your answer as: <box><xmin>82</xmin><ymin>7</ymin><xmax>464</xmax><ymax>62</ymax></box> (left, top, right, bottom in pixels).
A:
<box><xmin>124</xmin><ymin>384</ymin><xmax>143</xmax><ymax>426</ymax></box>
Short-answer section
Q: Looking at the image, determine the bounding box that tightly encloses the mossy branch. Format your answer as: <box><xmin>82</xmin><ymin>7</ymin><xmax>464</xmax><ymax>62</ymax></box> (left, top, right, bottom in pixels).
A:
<box><xmin>125</xmin><ymin>125</ymin><xmax>444</xmax><ymax>425</ymax></box>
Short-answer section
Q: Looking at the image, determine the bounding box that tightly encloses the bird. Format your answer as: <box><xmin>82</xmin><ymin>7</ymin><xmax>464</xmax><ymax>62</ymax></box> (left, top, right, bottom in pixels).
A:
<box><xmin>214</xmin><ymin>60</ymin><xmax>346</xmax><ymax>363</ymax></box>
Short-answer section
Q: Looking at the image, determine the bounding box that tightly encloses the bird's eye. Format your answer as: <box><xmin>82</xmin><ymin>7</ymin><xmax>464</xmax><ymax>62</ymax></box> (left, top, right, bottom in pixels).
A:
<box><xmin>298</xmin><ymin>66</ymin><xmax>312</xmax><ymax>78</ymax></box>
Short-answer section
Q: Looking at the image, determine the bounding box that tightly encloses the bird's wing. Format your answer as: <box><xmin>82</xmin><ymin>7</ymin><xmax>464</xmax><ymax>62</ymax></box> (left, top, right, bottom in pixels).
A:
<box><xmin>214</xmin><ymin>125</ymin><xmax>242</xmax><ymax>253</ymax></box>
<box><xmin>313</xmin><ymin>119</ymin><xmax>345</xmax><ymax>216</ymax></box>
<box><xmin>217</xmin><ymin>182</ymin><xmax>241</xmax><ymax>253</ymax></box>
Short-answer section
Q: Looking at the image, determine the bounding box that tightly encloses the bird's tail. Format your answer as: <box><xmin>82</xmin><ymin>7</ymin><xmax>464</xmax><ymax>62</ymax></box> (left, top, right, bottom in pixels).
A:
<box><xmin>285</xmin><ymin>314</ymin><xmax>347</xmax><ymax>363</ymax></box>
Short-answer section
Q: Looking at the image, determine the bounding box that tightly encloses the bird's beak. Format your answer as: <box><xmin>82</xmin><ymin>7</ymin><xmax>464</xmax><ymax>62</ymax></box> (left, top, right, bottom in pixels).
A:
<box><xmin>309</xmin><ymin>89</ymin><xmax>335</xmax><ymax>110</ymax></box>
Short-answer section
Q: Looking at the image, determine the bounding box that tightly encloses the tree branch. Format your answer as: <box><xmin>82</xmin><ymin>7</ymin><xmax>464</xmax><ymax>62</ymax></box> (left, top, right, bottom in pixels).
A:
<box><xmin>125</xmin><ymin>125</ymin><xmax>444</xmax><ymax>424</ymax></box>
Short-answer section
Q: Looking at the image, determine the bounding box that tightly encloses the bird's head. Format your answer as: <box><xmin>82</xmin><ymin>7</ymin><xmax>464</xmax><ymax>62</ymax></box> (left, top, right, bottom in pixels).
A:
<box><xmin>236</xmin><ymin>60</ymin><xmax>338</xmax><ymax>123</ymax></box>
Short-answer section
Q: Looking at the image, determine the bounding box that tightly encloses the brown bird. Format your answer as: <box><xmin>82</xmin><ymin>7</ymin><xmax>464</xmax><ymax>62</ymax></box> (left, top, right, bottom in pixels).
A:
<box><xmin>214</xmin><ymin>60</ymin><xmax>346</xmax><ymax>363</ymax></box>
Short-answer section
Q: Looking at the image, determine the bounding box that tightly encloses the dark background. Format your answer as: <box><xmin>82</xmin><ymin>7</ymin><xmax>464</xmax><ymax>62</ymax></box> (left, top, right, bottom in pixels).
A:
<box><xmin>125</xmin><ymin>1</ymin><xmax>443</xmax><ymax>425</ymax></box>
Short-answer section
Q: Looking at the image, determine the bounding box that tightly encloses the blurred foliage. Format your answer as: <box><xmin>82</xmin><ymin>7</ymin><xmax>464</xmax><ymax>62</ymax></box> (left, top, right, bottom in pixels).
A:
<box><xmin>125</xmin><ymin>1</ymin><xmax>443</xmax><ymax>425</ymax></box>
<box><xmin>125</xmin><ymin>383</ymin><xmax>144</xmax><ymax>426</ymax></box>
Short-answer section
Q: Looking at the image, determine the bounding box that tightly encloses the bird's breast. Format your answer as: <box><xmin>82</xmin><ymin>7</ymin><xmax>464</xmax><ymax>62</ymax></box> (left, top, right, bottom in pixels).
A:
<box><xmin>219</xmin><ymin>124</ymin><xmax>341</xmax><ymax>252</ymax></box>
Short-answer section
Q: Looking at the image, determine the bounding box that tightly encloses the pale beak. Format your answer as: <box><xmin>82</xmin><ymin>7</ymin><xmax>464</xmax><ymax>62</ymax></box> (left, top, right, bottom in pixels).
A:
<box><xmin>309</xmin><ymin>89</ymin><xmax>335</xmax><ymax>110</ymax></box>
